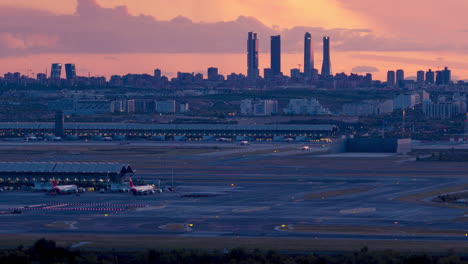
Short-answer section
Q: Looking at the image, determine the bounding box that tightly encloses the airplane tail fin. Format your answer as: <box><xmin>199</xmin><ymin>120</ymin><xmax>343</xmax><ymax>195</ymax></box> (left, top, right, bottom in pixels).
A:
<box><xmin>52</xmin><ymin>181</ymin><xmax>57</xmax><ymax>187</ymax></box>
<box><xmin>129</xmin><ymin>177</ymin><xmax>134</xmax><ymax>188</ymax></box>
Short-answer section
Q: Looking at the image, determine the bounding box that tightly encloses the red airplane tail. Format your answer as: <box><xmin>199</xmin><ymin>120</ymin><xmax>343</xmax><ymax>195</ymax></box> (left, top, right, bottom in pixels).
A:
<box><xmin>129</xmin><ymin>177</ymin><xmax>134</xmax><ymax>188</ymax></box>
<box><xmin>52</xmin><ymin>181</ymin><xmax>57</xmax><ymax>187</ymax></box>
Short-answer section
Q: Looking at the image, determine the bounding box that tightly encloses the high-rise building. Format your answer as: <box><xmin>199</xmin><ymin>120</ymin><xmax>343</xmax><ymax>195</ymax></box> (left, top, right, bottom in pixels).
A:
<box><xmin>247</xmin><ymin>32</ymin><xmax>259</xmax><ymax>80</ymax></box>
<box><xmin>442</xmin><ymin>67</ymin><xmax>451</xmax><ymax>85</ymax></box>
<box><xmin>304</xmin><ymin>32</ymin><xmax>314</xmax><ymax>80</ymax></box>
<box><xmin>65</xmin><ymin>64</ymin><xmax>76</xmax><ymax>80</ymax></box>
<box><xmin>50</xmin><ymin>63</ymin><xmax>62</xmax><ymax>79</ymax></box>
<box><xmin>426</xmin><ymin>69</ymin><xmax>435</xmax><ymax>84</ymax></box>
<box><xmin>321</xmin><ymin>36</ymin><xmax>331</xmax><ymax>76</ymax></box>
<box><xmin>208</xmin><ymin>67</ymin><xmax>219</xmax><ymax>81</ymax></box>
<box><xmin>154</xmin><ymin>69</ymin><xmax>161</xmax><ymax>79</ymax></box>
<box><xmin>436</xmin><ymin>71</ymin><xmax>443</xmax><ymax>85</ymax></box>
<box><xmin>387</xmin><ymin>71</ymin><xmax>395</xmax><ymax>86</ymax></box>
<box><xmin>417</xmin><ymin>71</ymin><xmax>425</xmax><ymax>83</ymax></box>
<box><xmin>396</xmin><ymin>69</ymin><xmax>404</xmax><ymax>83</ymax></box>
<box><xmin>396</xmin><ymin>69</ymin><xmax>404</xmax><ymax>87</ymax></box>
<box><xmin>270</xmin><ymin>35</ymin><xmax>281</xmax><ymax>76</ymax></box>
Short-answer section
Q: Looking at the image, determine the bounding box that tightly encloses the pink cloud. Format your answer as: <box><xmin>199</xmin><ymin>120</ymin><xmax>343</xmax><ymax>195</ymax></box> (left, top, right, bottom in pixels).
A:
<box><xmin>0</xmin><ymin>0</ymin><xmax>461</xmax><ymax>58</ymax></box>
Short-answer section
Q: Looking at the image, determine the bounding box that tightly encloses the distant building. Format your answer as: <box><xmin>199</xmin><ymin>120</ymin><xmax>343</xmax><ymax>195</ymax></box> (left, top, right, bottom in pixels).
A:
<box><xmin>304</xmin><ymin>32</ymin><xmax>315</xmax><ymax>80</ymax></box>
<box><xmin>155</xmin><ymin>100</ymin><xmax>176</xmax><ymax>113</ymax></box>
<box><xmin>247</xmin><ymin>32</ymin><xmax>260</xmax><ymax>80</ymax></box>
<box><xmin>271</xmin><ymin>35</ymin><xmax>281</xmax><ymax>76</ymax></box>
<box><xmin>442</xmin><ymin>67</ymin><xmax>451</xmax><ymax>85</ymax></box>
<box><xmin>284</xmin><ymin>98</ymin><xmax>331</xmax><ymax>115</ymax></box>
<box><xmin>154</xmin><ymin>69</ymin><xmax>161</xmax><ymax>79</ymax></box>
<box><xmin>125</xmin><ymin>100</ymin><xmax>135</xmax><ymax>113</ymax></box>
<box><xmin>50</xmin><ymin>63</ymin><xmax>62</xmax><ymax>79</ymax></box>
<box><xmin>290</xmin><ymin>69</ymin><xmax>301</xmax><ymax>80</ymax></box>
<box><xmin>253</xmin><ymin>100</ymin><xmax>278</xmax><ymax>116</ymax></box>
<box><xmin>207</xmin><ymin>67</ymin><xmax>219</xmax><ymax>81</ymax></box>
<box><xmin>342</xmin><ymin>100</ymin><xmax>393</xmax><ymax>116</ymax></box>
<box><xmin>417</xmin><ymin>71</ymin><xmax>425</xmax><ymax>83</ymax></box>
<box><xmin>387</xmin><ymin>71</ymin><xmax>395</xmax><ymax>86</ymax></box>
<box><xmin>134</xmin><ymin>99</ymin><xmax>155</xmax><ymax>113</ymax></box>
<box><xmin>396</xmin><ymin>69</ymin><xmax>404</xmax><ymax>87</ymax></box>
<box><xmin>110</xmin><ymin>101</ymin><xmax>124</xmax><ymax>113</ymax></box>
<box><xmin>393</xmin><ymin>94</ymin><xmax>417</xmax><ymax>110</ymax></box>
<box><xmin>426</xmin><ymin>69</ymin><xmax>435</xmax><ymax>84</ymax></box>
<box><xmin>65</xmin><ymin>64</ymin><xmax>76</xmax><ymax>80</ymax></box>
<box><xmin>241</xmin><ymin>99</ymin><xmax>278</xmax><ymax>116</ymax></box>
<box><xmin>179</xmin><ymin>103</ymin><xmax>189</xmax><ymax>113</ymax></box>
<box><xmin>423</xmin><ymin>102</ymin><xmax>458</xmax><ymax>119</ymax></box>
<box><xmin>321</xmin><ymin>36</ymin><xmax>332</xmax><ymax>76</ymax></box>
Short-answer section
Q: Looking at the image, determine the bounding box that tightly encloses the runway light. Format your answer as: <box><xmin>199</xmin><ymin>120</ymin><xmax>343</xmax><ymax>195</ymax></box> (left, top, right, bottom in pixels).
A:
<box><xmin>104</xmin><ymin>214</ymin><xmax>108</xmax><ymax>216</ymax></box>
<box><xmin>394</xmin><ymin>222</ymin><xmax>399</xmax><ymax>225</ymax></box>
<box><xmin>281</xmin><ymin>225</ymin><xmax>287</xmax><ymax>228</ymax></box>
<box><xmin>188</xmin><ymin>224</ymin><xmax>194</xmax><ymax>227</ymax></box>
<box><xmin>231</xmin><ymin>184</ymin><xmax>235</xmax><ymax>187</ymax></box>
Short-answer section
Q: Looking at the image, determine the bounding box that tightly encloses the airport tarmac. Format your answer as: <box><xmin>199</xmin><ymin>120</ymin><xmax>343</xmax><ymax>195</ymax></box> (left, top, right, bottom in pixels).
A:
<box><xmin>0</xmin><ymin>141</ymin><xmax>466</xmax><ymax>245</ymax></box>
<box><xmin>0</xmin><ymin>176</ymin><xmax>466</xmax><ymax>242</ymax></box>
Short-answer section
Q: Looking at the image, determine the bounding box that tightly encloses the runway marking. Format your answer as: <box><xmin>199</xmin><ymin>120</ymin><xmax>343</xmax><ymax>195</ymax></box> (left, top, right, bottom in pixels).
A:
<box><xmin>70</xmin><ymin>242</ymin><xmax>91</xmax><ymax>248</ymax></box>
<box><xmin>339</xmin><ymin>208</ymin><xmax>377</xmax><ymax>215</ymax></box>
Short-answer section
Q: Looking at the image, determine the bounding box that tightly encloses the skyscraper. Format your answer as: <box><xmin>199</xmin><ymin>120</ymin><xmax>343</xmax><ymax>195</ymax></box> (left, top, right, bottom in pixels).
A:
<box><xmin>387</xmin><ymin>71</ymin><xmax>395</xmax><ymax>86</ymax></box>
<box><xmin>270</xmin><ymin>35</ymin><xmax>281</xmax><ymax>76</ymax></box>
<box><xmin>50</xmin><ymin>63</ymin><xmax>62</xmax><ymax>79</ymax></box>
<box><xmin>154</xmin><ymin>69</ymin><xmax>161</xmax><ymax>79</ymax></box>
<box><xmin>396</xmin><ymin>69</ymin><xmax>404</xmax><ymax>87</ymax></box>
<box><xmin>247</xmin><ymin>32</ymin><xmax>259</xmax><ymax>80</ymax></box>
<box><xmin>304</xmin><ymin>32</ymin><xmax>314</xmax><ymax>80</ymax></box>
<box><xmin>208</xmin><ymin>67</ymin><xmax>219</xmax><ymax>81</ymax></box>
<box><xmin>321</xmin><ymin>36</ymin><xmax>331</xmax><ymax>76</ymax></box>
<box><xmin>65</xmin><ymin>64</ymin><xmax>76</xmax><ymax>80</ymax></box>
<box><xmin>442</xmin><ymin>67</ymin><xmax>451</xmax><ymax>85</ymax></box>
<box><xmin>417</xmin><ymin>71</ymin><xmax>425</xmax><ymax>83</ymax></box>
<box><xmin>426</xmin><ymin>69</ymin><xmax>435</xmax><ymax>84</ymax></box>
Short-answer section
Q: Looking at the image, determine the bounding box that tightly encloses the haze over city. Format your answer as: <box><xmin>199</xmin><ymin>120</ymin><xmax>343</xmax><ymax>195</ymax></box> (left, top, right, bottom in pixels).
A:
<box><xmin>2</xmin><ymin>0</ymin><xmax>468</xmax><ymax>80</ymax></box>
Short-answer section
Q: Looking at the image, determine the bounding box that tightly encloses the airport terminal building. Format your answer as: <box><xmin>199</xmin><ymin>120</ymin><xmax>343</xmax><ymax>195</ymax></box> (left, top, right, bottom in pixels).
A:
<box><xmin>0</xmin><ymin>123</ymin><xmax>336</xmax><ymax>141</ymax></box>
<box><xmin>0</xmin><ymin>162</ymin><xmax>135</xmax><ymax>185</ymax></box>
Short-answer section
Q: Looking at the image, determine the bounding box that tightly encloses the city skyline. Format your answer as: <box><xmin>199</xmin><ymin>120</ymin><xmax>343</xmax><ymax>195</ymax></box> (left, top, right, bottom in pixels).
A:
<box><xmin>2</xmin><ymin>0</ymin><xmax>468</xmax><ymax>80</ymax></box>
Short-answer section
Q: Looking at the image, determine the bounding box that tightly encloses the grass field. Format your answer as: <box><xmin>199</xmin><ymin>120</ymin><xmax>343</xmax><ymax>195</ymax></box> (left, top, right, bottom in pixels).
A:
<box><xmin>0</xmin><ymin>234</ymin><xmax>467</xmax><ymax>253</ymax></box>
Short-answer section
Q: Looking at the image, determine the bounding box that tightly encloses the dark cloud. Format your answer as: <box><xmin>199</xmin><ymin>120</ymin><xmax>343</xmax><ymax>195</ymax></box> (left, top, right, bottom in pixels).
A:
<box><xmin>0</xmin><ymin>0</ymin><xmax>455</xmax><ymax>57</ymax></box>
<box><xmin>351</xmin><ymin>65</ymin><xmax>379</xmax><ymax>73</ymax></box>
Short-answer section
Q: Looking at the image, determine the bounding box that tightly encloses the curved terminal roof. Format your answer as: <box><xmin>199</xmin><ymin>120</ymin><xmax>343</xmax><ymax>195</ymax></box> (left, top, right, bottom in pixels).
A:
<box><xmin>0</xmin><ymin>162</ymin><xmax>134</xmax><ymax>174</ymax></box>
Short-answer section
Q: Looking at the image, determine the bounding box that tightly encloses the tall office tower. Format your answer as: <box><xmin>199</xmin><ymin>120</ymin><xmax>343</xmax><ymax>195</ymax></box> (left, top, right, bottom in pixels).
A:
<box><xmin>270</xmin><ymin>35</ymin><xmax>281</xmax><ymax>76</ymax></box>
<box><xmin>442</xmin><ymin>67</ymin><xmax>451</xmax><ymax>84</ymax></box>
<box><xmin>426</xmin><ymin>69</ymin><xmax>435</xmax><ymax>84</ymax></box>
<box><xmin>387</xmin><ymin>71</ymin><xmax>396</xmax><ymax>86</ymax></box>
<box><xmin>50</xmin><ymin>63</ymin><xmax>62</xmax><ymax>79</ymax></box>
<box><xmin>208</xmin><ymin>67</ymin><xmax>219</xmax><ymax>81</ymax></box>
<box><xmin>417</xmin><ymin>71</ymin><xmax>425</xmax><ymax>83</ymax></box>
<box><xmin>435</xmin><ymin>71</ymin><xmax>443</xmax><ymax>85</ymax></box>
<box><xmin>396</xmin><ymin>69</ymin><xmax>405</xmax><ymax>87</ymax></box>
<box><xmin>321</xmin><ymin>36</ymin><xmax>331</xmax><ymax>76</ymax></box>
<box><xmin>247</xmin><ymin>32</ymin><xmax>259</xmax><ymax>80</ymax></box>
<box><xmin>65</xmin><ymin>64</ymin><xmax>76</xmax><ymax>80</ymax></box>
<box><xmin>154</xmin><ymin>69</ymin><xmax>161</xmax><ymax>79</ymax></box>
<box><xmin>396</xmin><ymin>69</ymin><xmax>404</xmax><ymax>83</ymax></box>
<box><xmin>304</xmin><ymin>32</ymin><xmax>314</xmax><ymax>79</ymax></box>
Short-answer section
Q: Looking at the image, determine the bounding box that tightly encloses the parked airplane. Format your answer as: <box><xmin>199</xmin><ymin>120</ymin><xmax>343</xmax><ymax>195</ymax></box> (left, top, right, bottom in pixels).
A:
<box><xmin>52</xmin><ymin>181</ymin><xmax>78</xmax><ymax>194</ymax></box>
<box><xmin>129</xmin><ymin>178</ymin><xmax>155</xmax><ymax>195</ymax></box>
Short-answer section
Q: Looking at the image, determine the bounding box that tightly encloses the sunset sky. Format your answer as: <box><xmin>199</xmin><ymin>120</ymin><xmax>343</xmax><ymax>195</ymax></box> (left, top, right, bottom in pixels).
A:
<box><xmin>2</xmin><ymin>0</ymin><xmax>468</xmax><ymax>80</ymax></box>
